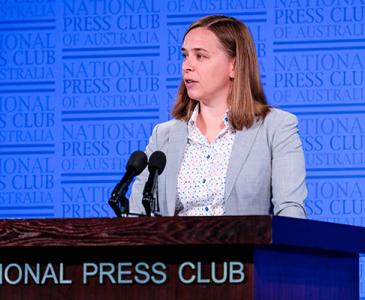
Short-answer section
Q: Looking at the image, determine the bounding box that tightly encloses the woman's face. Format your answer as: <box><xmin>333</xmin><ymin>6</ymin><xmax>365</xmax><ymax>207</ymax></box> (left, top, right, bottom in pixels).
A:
<box><xmin>181</xmin><ymin>27</ymin><xmax>235</xmax><ymax>106</ymax></box>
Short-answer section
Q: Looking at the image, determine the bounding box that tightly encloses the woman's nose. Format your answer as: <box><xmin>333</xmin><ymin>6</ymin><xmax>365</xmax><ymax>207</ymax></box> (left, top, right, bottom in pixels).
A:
<box><xmin>182</xmin><ymin>57</ymin><xmax>194</xmax><ymax>72</ymax></box>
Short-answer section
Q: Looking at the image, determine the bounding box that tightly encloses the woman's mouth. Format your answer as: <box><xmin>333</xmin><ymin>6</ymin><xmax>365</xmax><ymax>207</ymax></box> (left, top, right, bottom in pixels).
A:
<box><xmin>185</xmin><ymin>79</ymin><xmax>197</xmax><ymax>88</ymax></box>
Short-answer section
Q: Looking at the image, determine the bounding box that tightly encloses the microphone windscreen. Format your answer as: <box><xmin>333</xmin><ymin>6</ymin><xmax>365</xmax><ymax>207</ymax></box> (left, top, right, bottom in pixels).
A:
<box><xmin>148</xmin><ymin>151</ymin><xmax>166</xmax><ymax>175</ymax></box>
<box><xmin>126</xmin><ymin>151</ymin><xmax>148</xmax><ymax>175</ymax></box>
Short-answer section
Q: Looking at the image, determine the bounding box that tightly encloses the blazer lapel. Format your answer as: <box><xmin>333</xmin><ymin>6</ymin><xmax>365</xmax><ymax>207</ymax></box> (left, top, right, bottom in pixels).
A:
<box><xmin>224</xmin><ymin>120</ymin><xmax>263</xmax><ymax>202</ymax></box>
<box><xmin>165</xmin><ymin>121</ymin><xmax>188</xmax><ymax>215</ymax></box>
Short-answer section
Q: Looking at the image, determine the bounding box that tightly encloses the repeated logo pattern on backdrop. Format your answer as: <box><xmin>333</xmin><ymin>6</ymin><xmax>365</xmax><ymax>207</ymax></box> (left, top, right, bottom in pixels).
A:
<box><xmin>0</xmin><ymin>0</ymin><xmax>364</xmax><ymax>297</ymax></box>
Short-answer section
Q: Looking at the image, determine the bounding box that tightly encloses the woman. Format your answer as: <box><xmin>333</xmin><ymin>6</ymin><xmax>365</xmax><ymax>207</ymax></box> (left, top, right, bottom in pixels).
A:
<box><xmin>130</xmin><ymin>15</ymin><xmax>307</xmax><ymax>218</ymax></box>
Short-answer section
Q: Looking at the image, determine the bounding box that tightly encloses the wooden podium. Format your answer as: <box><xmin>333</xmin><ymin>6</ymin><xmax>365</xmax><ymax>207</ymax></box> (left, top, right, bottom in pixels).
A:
<box><xmin>0</xmin><ymin>216</ymin><xmax>364</xmax><ymax>300</ymax></box>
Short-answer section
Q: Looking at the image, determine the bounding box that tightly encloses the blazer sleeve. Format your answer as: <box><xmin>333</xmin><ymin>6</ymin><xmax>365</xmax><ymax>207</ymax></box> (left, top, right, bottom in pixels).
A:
<box><xmin>271</xmin><ymin>113</ymin><xmax>307</xmax><ymax>218</ymax></box>
<box><xmin>129</xmin><ymin>124</ymin><xmax>160</xmax><ymax>215</ymax></box>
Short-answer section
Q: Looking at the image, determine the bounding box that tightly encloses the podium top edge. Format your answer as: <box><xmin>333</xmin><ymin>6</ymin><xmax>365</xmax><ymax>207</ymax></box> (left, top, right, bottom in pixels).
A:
<box><xmin>272</xmin><ymin>216</ymin><xmax>365</xmax><ymax>254</ymax></box>
<box><xmin>0</xmin><ymin>216</ymin><xmax>364</xmax><ymax>254</ymax></box>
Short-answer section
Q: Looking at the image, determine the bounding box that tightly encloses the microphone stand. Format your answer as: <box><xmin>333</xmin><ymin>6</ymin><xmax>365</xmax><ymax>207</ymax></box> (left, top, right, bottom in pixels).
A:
<box><xmin>108</xmin><ymin>193</ymin><xmax>129</xmax><ymax>217</ymax></box>
<box><xmin>142</xmin><ymin>172</ymin><xmax>161</xmax><ymax>217</ymax></box>
<box><xmin>142</xmin><ymin>195</ymin><xmax>161</xmax><ymax>217</ymax></box>
<box><xmin>109</xmin><ymin>195</ymin><xmax>147</xmax><ymax>217</ymax></box>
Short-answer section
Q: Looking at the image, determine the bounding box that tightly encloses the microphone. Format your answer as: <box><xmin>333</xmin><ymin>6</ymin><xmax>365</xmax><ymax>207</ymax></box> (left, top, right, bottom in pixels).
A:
<box><xmin>109</xmin><ymin>151</ymin><xmax>147</xmax><ymax>217</ymax></box>
<box><xmin>142</xmin><ymin>151</ymin><xmax>166</xmax><ymax>216</ymax></box>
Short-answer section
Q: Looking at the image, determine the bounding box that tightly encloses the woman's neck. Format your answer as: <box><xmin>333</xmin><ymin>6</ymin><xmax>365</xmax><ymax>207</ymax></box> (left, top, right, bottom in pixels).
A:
<box><xmin>196</xmin><ymin>102</ymin><xmax>228</xmax><ymax>143</ymax></box>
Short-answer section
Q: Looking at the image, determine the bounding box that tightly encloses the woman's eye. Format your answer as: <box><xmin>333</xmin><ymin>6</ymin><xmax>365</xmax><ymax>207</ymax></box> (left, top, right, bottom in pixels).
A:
<box><xmin>181</xmin><ymin>53</ymin><xmax>187</xmax><ymax>59</ymax></box>
<box><xmin>196</xmin><ymin>53</ymin><xmax>206</xmax><ymax>60</ymax></box>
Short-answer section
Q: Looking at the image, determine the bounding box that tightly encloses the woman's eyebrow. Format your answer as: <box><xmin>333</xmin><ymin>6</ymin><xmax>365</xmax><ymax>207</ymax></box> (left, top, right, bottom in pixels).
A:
<box><xmin>181</xmin><ymin>47</ymin><xmax>209</xmax><ymax>53</ymax></box>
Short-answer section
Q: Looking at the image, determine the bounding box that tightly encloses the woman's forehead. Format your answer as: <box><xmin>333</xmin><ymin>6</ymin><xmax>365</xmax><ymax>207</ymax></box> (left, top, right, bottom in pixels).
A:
<box><xmin>182</xmin><ymin>28</ymin><xmax>223</xmax><ymax>52</ymax></box>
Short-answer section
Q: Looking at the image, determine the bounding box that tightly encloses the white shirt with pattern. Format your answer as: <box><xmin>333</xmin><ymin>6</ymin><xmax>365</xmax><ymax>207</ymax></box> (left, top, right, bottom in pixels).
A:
<box><xmin>175</xmin><ymin>106</ymin><xmax>236</xmax><ymax>216</ymax></box>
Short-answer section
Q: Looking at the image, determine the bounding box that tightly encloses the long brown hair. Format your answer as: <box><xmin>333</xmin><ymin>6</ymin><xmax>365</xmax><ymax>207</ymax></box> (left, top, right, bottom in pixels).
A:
<box><xmin>172</xmin><ymin>15</ymin><xmax>270</xmax><ymax>130</ymax></box>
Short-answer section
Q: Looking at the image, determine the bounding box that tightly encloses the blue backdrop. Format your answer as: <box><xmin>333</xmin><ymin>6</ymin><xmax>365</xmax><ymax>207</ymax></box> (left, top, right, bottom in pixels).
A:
<box><xmin>0</xmin><ymin>0</ymin><xmax>364</xmax><ymax>297</ymax></box>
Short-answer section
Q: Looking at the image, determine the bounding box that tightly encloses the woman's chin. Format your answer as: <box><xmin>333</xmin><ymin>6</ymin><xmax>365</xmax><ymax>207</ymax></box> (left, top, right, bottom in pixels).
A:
<box><xmin>187</xmin><ymin>91</ymin><xmax>201</xmax><ymax>101</ymax></box>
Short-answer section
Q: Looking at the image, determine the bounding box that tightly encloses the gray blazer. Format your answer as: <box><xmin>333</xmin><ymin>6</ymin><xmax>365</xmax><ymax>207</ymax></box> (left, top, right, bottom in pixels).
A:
<box><xmin>130</xmin><ymin>108</ymin><xmax>307</xmax><ymax>218</ymax></box>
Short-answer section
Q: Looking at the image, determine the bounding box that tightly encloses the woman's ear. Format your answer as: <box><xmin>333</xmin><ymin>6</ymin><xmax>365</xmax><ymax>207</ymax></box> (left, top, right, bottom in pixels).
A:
<box><xmin>229</xmin><ymin>58</ymin><xmax>235</xmax><ymax>79</ymax></box>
